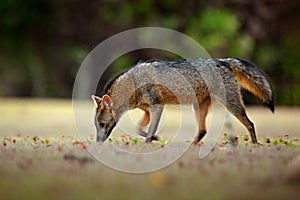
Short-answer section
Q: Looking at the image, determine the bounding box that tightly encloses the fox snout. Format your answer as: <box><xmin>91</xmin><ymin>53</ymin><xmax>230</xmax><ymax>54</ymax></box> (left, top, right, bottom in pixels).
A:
<box><xmin>96</xmin><ymin>131</ymin><xmax>108</xmax><ymax>142</ymax></box>
<box><xmin>96</xmin><ymin>122</ymin><xmax>116</xmax><ymax>142</ymax></box>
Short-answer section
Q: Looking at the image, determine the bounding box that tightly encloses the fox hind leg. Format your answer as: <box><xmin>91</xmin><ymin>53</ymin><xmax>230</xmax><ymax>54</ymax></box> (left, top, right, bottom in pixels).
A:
<box><xmin>232</xmin><ymin>111</ymin><xmax>257</xmax><ymax>144</ymax></box>
<box><xmin>225</xmin><ymin>100</ymin><xmax>258</xmax><ymax>144</ymax></box>
<box><xmin>193</xmin><ymin>97</ymin><xmax>211</xmax><ymax>143</ymax></box>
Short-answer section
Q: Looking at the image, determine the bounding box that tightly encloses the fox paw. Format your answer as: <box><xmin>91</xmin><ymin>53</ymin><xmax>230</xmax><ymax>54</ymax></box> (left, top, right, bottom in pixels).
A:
<box><xmin>151</xmin><ymin>135</ymin><xmax>159</xmax><ymax>141</ymax></box>
<box><xmin>137</xmin><ymin>130</ymin><xmax>147</xmax><ymax>137</ymax></box>
<box><xmin>145</xmin><ymin>135</ymin><xmax>160</xmax><ymax>143</ymax></box>
<box><xmin>138</xmin><ymin>131</ymin><xmax>159</xmax><ymax>142</ymax></box>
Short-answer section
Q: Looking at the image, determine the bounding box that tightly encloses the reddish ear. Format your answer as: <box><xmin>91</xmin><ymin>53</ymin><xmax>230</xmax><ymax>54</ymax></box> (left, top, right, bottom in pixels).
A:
<box><xmin>91</xmin><ymin>95</ymin><xmax>102</xmax><ymax>107</ymax></box>
<box><xmin>102</xmin><ymin>94</ymin><xmax>113</xmax><ymax>108</ymax></box>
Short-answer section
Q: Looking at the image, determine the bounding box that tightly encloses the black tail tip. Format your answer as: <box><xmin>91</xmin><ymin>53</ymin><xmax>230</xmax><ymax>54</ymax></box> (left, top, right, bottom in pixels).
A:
<box><xmin>264</xmin><ymin>101</ymin><xmax>275</xmax><ymax>113</ymax></box>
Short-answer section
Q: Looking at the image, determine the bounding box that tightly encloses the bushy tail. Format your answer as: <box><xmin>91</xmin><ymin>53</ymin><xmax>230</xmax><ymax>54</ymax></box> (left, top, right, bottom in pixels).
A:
<box><xmin>220</xmin><ymin>58</ymin><xmax>274</xmax><ymax>112</ymax></box>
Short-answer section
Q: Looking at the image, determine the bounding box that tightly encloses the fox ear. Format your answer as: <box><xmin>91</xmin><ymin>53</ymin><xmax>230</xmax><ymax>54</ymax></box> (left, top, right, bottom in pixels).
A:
<box><xmin>102</xmin><ymin>94</ymin><xmax>113</xmax><ymax>108</ymax></box>
<box><xmin>91</xmin><ymin>95</ymin><xmax>102</xmax><ymax>107</ymax></box>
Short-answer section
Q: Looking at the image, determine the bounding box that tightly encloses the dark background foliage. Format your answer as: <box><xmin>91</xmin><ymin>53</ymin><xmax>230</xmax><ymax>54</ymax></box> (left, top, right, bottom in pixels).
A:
<box><xmin>0</xmin><ymin>0</ymin><xmax>299</xmax><ymax>104</ymax></box>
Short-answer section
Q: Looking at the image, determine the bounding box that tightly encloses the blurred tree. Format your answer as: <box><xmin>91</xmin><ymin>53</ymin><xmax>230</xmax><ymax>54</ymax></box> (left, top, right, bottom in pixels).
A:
<box><xmin>0</xmin><ymin>0</ymin><xmax>299</xmax><ymax>104</ymax></box>
<box><xmin>186</xmin><ymin>8</ymin><xmax>254</xmax><ymax>57</ymax></box>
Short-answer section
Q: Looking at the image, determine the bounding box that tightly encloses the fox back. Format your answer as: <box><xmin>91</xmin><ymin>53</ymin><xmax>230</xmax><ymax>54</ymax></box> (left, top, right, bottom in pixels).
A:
<box><xmin>106</xmin><ymin>59</ymin><xmax>237</xmax><ymax>108</ymax></box>
<box><xmin>93</xmin><ymin>58</ymin><xmax>274</xmax><ymax>143</ymax></box>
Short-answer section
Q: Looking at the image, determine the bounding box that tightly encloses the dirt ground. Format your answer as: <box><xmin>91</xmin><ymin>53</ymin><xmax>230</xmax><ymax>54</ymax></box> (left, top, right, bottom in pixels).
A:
<box><xmin>0</xmin><ymin>98</ymin><xmax>299</xmax><ymax>200</ymax></box>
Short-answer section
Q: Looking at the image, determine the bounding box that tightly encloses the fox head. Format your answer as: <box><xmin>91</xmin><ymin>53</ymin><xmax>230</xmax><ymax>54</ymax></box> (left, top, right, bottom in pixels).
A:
<box><xmin>91</xmin><ymin>94</ymin><xmax>117</xmax><ymax>142</ymax></box>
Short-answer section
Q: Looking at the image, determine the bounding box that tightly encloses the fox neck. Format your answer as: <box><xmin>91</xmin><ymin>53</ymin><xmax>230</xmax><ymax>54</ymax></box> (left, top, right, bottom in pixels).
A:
<box><xmin>107</xmin><ymin>71</ymin><xmax>137</xmax><ymax>122</ymax></box>
<box><xmin>113</xmin><ymin>103</ymin><xmax>129</xmax><ymax>122</ymax></box>
<box><xmin>108</xmin><ymin>90</ymin><xmax>136</xmax><ymax>122</ymax></box>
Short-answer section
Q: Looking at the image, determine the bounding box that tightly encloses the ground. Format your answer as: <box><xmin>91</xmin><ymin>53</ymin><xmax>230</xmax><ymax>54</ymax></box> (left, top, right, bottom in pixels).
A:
<box><xmin>0</xmin><ymin>98</ymin><xmax>299</xmax><ymax>200</ymax></box>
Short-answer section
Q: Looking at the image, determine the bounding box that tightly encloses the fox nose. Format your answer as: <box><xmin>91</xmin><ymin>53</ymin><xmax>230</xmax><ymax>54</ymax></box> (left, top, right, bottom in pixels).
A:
<box><xmin>96</xmin><ymin>135</ymin><xmax>101</xmax><ymax>142</ymax></box>
<box><xmin>96</xmin><ymin>132</ymin><xmax>107</xmax><ymax>142</ymax></box>
<box><xmin>96</xmin><ymin>135</ymin><xmax>104</xmax><ymax>142</ymax></box>
<box><xmin>96</xmin><ymin>123</ymin><xmax>115</xmax><ymax>142</ymax></box>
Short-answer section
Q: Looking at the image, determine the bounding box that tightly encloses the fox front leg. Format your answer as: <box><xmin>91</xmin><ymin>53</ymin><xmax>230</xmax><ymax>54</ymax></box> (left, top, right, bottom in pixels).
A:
<box><xmin>137</xmin><ymin>110</ymin><xmax>150</xmax><ymax>137</ymax></box>
<box><xmin>145</xmin><ymin>105</ymin><xmax>163</xmax><ymax>143</ymax></box>
<box><xmin>137</xmin><ymin>110</ymin><xmax>159</xmax><ymax>141</ymax></box>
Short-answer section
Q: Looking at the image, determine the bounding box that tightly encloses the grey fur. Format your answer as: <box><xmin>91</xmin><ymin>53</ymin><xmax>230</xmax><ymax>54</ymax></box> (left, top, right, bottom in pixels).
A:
<box><xmin>93</xmin><ymin>58</ymin><xmax>274</xmax><ymax>143</ymax></box>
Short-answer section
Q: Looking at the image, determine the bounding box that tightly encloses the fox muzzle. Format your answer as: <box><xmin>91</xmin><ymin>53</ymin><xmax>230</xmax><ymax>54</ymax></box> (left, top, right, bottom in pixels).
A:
<box><xmin>96</xmin><ymin>134</ymin><xmax>107</xmax><ymax>142</ymax></box>
<box><xmin>96</xmin><ymin>124</ymin><xmax>115</xmax><ymax>142</ymax></box>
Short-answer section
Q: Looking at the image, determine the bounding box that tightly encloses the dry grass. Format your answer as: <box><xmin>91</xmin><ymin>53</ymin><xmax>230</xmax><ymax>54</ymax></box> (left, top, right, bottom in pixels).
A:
<box><xmin>0</xmin><ymin>98</ymin><xmax>299</xmax><ymax>200</ymax></box>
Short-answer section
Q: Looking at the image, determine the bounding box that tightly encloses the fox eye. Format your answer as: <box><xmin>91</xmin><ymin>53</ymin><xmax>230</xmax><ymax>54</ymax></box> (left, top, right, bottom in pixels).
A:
<box><xmin>99</xmin><ymin>122</ymin><xmax>105</xmax><ymax>128</ymax></box>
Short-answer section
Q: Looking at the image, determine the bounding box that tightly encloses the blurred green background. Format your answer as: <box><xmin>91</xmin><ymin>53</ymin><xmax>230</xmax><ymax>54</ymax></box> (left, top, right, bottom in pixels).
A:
<box><xmin>0</xmin><ymin>0</ymin><xmax>299</xmax><ymax>105</ymax></box>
